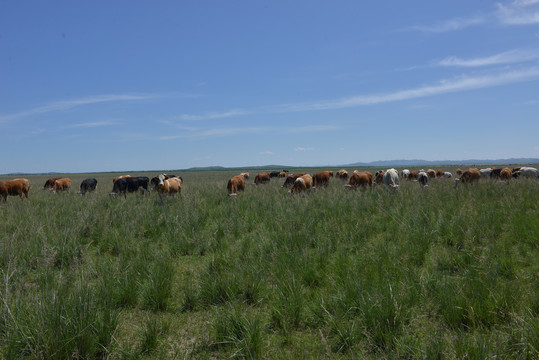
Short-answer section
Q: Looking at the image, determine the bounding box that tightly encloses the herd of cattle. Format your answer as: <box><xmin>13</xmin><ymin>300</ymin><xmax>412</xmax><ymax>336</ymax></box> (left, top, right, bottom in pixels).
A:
<box><xmin>0</xmin><ymin>166</ymin><xmax>537</xmax><ymax>202</ymax></box>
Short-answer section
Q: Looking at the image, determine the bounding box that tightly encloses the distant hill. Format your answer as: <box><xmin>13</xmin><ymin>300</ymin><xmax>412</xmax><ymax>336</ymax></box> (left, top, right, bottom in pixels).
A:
<box><xmin>343</xmin><ymin>158</ymin><xmax>539</xmax><ymax>168</ymax></box>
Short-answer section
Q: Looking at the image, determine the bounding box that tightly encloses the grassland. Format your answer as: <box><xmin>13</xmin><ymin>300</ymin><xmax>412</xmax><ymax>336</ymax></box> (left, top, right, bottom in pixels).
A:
<box><xmin>0</xmin><ymin>167</ymin><xmax>538</xmax><ymax>359</ymax></box>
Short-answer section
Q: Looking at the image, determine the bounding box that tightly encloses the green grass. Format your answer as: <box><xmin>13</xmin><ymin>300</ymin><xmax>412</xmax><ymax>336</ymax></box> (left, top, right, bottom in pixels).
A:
<box><xmin>0</xmin><ymin>167</ymin><xmax>538</xmax><ymax>359</ymax></box>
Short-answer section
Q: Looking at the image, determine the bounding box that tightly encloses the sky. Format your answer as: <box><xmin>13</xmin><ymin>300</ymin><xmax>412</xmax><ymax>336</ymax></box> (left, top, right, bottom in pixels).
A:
<box><xmin>1</xmin><ymin>1</ymin><xmax>539</xmax><ymax>173</ymax></box>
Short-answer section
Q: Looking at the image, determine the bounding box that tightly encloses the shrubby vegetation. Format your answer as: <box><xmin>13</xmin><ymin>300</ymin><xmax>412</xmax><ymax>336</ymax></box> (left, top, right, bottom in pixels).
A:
<box><xmin>0</xmin><ymin>168</ymin><xmax>537</xmax><ymax>359</ymax></box>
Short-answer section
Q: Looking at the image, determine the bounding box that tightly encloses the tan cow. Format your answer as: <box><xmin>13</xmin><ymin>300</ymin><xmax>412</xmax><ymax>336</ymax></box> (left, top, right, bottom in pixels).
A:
<box><xmin>500</xmin><ymin>167</ymin><xmax>512</xmax><ymax>182</ymax></box>
<box><xmin>0</xmin><ymin>179</ymin><xmax>30</xmax><ymax>202</ymax></box>
<box><xmin>227</xmin><ymin>175</ymin><xmax>247</xmax><ymax>196</ymax></box>
<box><xmin>345</xmin><ymin>171</ymin><xmax>372</xmax><ymax>190</ymax></box>
<box><xmin>51</xmin><ymin>178</ymin><xmax>71</xmax><ymax>193</ymax></box>
<box><xmin>454</xmin><ymin>168</ymin><xmax>481</xmax><ymax>188</ymax></box>
<box><xmin>336</xmin><ymin>169</ymin><xmax>349</xmax><ymax>180</ymax></box>
<box><xmin>312</xmin><ymin>171</ymin><xmax>331</xmax><ymax>187</ymax></box>
<box><xmin>254</xmin><ymin>172</ymin><xmax>271</xmax><ymax>185</ymax></box>
<box><xmin>289</xmin><ymin>174</ymin><xmax>313</xmax><ymax>194</ymax></box>
<box><xmin>283</xmin><ymin>173</ymin><xmax>307</xmax><ymax>188</ymax></box>
<box><xmin>43</xmin><ymin>177</ymin><xmax>62</xmax><ymax>190</ymax></box>
<box><xmin>153</xmin><ymin>174</ymin><xmax>182</xmax><ymax>200</ymax></box>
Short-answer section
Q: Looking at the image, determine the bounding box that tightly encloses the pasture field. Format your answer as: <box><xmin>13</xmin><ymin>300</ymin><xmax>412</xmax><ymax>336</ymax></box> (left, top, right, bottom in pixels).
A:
<box><xmin>0</xmin><ymin>167</ymin><xmax>538</xmax><ymax>359</ymax></box>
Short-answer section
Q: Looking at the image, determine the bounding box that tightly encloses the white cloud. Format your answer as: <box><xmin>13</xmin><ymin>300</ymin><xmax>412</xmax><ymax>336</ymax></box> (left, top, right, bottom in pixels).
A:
<box><xmin>294</xmin><ymin>147</ymin><xmax>314</xmax><ymax>152</ymax></box>
<box><xmin>68</xmin><ymin>120</ymin><xmax>118</xmax><ymax>128</ymax></box>
<box><xmin>0</xmin><ymin>94</ymin><xmax>159</xmax><ymax>123</ymax></box>
<box><xmin>260</xmin><ymin>151</ymin><xmax>274</xmax><ymax>155</ymax></box>
<box><xmin>409</xmin><ymin>16</ymin><xmax>485</xmax><ymax>33</ymax></box>
<box><xmin>437</xmin><ymin>49</ymin><xmax>539</xmax><ymax>67</ymax></box>
<box><xmin>496</xmin><ymin>0</ymin><xmax>539</xmax><ymax>25</ymax></box>
<box><xmin>178</xmin><ymin>109</ymin><xmax>250</xmax><ymax>121</ymax></box>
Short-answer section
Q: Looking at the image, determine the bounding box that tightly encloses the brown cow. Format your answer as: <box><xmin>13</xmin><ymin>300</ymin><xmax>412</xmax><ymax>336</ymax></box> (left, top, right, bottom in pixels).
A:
<box><xmin>239</xmin><ymin>172</ymin><xmax>250</xmax><ymax>180</ymax></box>
<box><xmin>227</xmin><ymin>175</ymin><xmax>246</xmax><ymax>196</ymax></box>
<box><xmin>289</xmin><ymin>174</ymin><xmax>313</xmax><ymax>194</ymax></box>
<box><xmin>427</xmin><ymin>169</ymin><xmax>436</xmax><ymax>179</ymax></box>
<box><xmin>279</xmin><ymin>171</ymin><xmax>287</xmax><ymax>178</ymax></box>
<box><xmin>345</xmin><ymin>171</ymin><xmax>372</xmax><ymax>190</ymax></box>
<box><xmin>113</xmin><ymin>175</ymin><xmax>131</xmax><ymax>183</ymax></box>
<box><xmin>454</xmin><ymin>168</ymin><xmax>481</xmax><ymax>188</ymax></box>
<box><xmin>313</xmin><ymin>171</ymin><xmax>331</xmax><ymax>187</ymax></box>
<box><xmin>153</xmin><ymin>174</ymin><xmax>182</xmax><ymax>200</ymax></box>
<box><xmin>336</xmin><ymin>169</ymin><xmax>349</xmax><ymax>180</ymax></box>
<box><xmin>456</xmin><ymin>168</ymin><xmax>463</xmax><ymax>176</ymax></box>
<box><xmin>436</xmin><ymin>169</ymin><xmax>444</xmax><ymax>178</ymax></box>
<box><xmin>408</xmin><ymin>170</ymin><xmax>418</xmax><ymax>181</ymax></box>
<box><xmin>512</xmin><ymin>167</ymin><xmax>521</xmax><ymax>173</ymax></box>
<box><xmin>43</xmin><ymin>177</ymin><xmax>62</xmax><ymax>190</ymax></box>
<box><xmin>0</xmin><ymin>179</ymin><xmax>30</xmax><ymax>202</ymax></box>
<box><xmin>51</xmin><ymin>178</ymin><xmax>71</xmax><ymax>193</ymax></box>
<box><xmin>500</xmin><ymin>167</ymin><xmax>512</xmax><ymax>181</ymax></box>
<box><xmin>254</xmin><ymin>172</ymin><xmax>270</xmax><ymax>185</ymax></box>
<box><xmin>283</xmin><ymin>173</ymin><xmax>307</xmax><ymax>188</ymax></box>
<box><xmin>374</xmin><ymin>171</ymin><xmax>385</xmax><ymax>185</ymax></box>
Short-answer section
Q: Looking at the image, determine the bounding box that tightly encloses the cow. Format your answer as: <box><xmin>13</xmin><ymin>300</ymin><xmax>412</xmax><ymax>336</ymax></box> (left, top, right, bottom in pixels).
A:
<box><xmin>43</xmin><ymin>177</ymin><xmax>62</xmax><ymax>190</ymax></box>
<box><xmin>328</xmin><ymin>171</ymin><xmax>334</xmax><ymax>177</ymax></box>
<box><xmin>512</xmin><ymin>167</ymin><xmax>521</xmax><ymax>173</ymax></box>
<box><xmin>479</xmin><ymin>168</ymin><xmax>493</xmax><ymax>177</ymax></box>
<box><xmin>152</xmin><ymin>174</ymin><xmax>182</xmax><ymax>200</ymax></box>
<box><xmin>454</xmin><ymin>168</ymin><xmax>481</xmax><ymax>188</ymax></box>
<box><xmin>443</xmin><ymin>172</ymin><xmax>452</xmax><ymax>178</ymax></box>
<box><xmin>374</xmin><ymin>171</ymin><xmax>385</xmax><ymax>185</ymax></box>
<box><xmin>383</xmin><ymin>168</ymin><xmax>400</xmax><ymax>191</ymax></box>
<box><xmin>227</xmin><ymin>174</ymin><xmax>247</xmax><ymax>196</ymax></box>
<box><xmin>490</xmin><ymin>168</ymin><xmax>502</xmax><ymax>179</ymax></box>
<box><xmin>239</xmin><ymin>172</ymin><xmax>250</xmax><ymax>180</ymax></box>
<box><xmin>345</xmin><ymin>171</ymin><xmax>372</xmax><ymax>191</ymax></box>
<box><xmin>336</xmin><ymin>169</ymin><xmax>349</xmax><ymax>180</ymax></box>
<box><xmin>418</xmin><ymin>171</ymin><xmax>429</xmax><ymax>188</ymax></box>
<box><xmin>500</xmin><ymin>168</ymin><xmax>512</xmax><ymax>182</ymax></box>
<box><xmin>401</xmin><ymin>169</ymin><xmax>410</xmax><ymax>179</ymax></box>
<box><xmin>254</xmin><ymin>172</ymin><xmax>271</xmax><ymax>185</ymax></box>
<box><xmin>51</xmin><ymin>178</ymin><xmax>71</xmax><ymax>193</ymax></box>
<box><xmin>517</xmin><ymin>167</ymin><xmax>539</xmax><ymax>178</ymax></box>
<box><xmin>289</xmin><ymin>174</ymin><xmax>313</xmax><ymax>194</ymax></box>
<box><xmin>0</xmin><ymin>179</ymin><xmax>30</xmax><ymax>202</ymax></box>
<box><xmin>110</xmin><ymin>176</ymin><xmax>150</xmax><ymax>198</ymax></box>
<box><xmin>456</xmin><ymin>169</ymin><xmax>463</xmax><ymax>176</ymax></box>
<box><xmin>270</xmin><ymin>171</ymin><xmax>281</xmax><ymax>178</ymax></box>
<box><xmin>408</xmin><ymin>170</ymin><xmax>418</xmax><ymax>181</ymax></box>
<box><xmin>78</xmin><ymin>178</ymin><xmax>97</xmax><ymax>195</ymax></box>
<box><xmin>436</xmin><ymin>169</ymin><xmax>444</xmax><ymax>178</ymax></box>
<box><xmin>427</xmin><ymin>169</ymin><xmax>436</xmax><ymax>179</ymax></box>
<box><xmin>279</xmin><ymin>171</ymin><xmax>287</xmax><ymax>178</ymax></box>
<box><xmin>312</xmin><ymin>171</ymin><xmax>332</xmax><ymax>188</ymax></box>
<box><xmin>113</xmin><ymin>175</ymin><xmax>131</xmax><ymax>183</ymax></box>
<box><xmin>283</xmin><ymin>173</ymin><xmax>307</xmax><ymax>188</ymax></box>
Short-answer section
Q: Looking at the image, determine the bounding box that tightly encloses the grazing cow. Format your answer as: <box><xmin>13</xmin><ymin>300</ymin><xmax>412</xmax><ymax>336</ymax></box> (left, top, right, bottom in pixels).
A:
<box><xmin>110</xmin><ymin>176</ymin><xmax>150</xmax><ymax>198</ymax></box>
<box><xmin>51</xmin><ymin>178</ymin><xmax>71</xmax><ymax>193</ymax></box>
<box><xmin>336</xmin><ymin>169</ymin><xmax>349</xmax><ymax>180</ymax></box>
<box><xmin>518</xmin><ymin>167</ymin><xmax>539</xmax><ymax>178</ymax></box>
<box><xmin>408</xmin><ymin>170</ymin><xmax>418</xmax><ymax>181</ymax></box>
<box><xmin>79</xmin><ymin>178</ymin><xmax>97</xmax><ymax>195</ymax></box>
<box><xmin>328</xmin><ymin>171</ymin><xmax>334</xmax><ymax>177</ymax></box>
<box><xmin>0</xmin><ymin>179</ymin><xmax>30</xmax><ymax>202</ymax></box>
<box><xmin>239</xmin><ymin>172</ymin><xmax>250</xmax><ymax>180</ymax></box>
<box><xmin>289</xmin><ymin>174</ymin><xmax>313</xmax><ymax>194</ymax></box>
<box><xmin>427</xmin><ymin>169</ymin><xmax>436</xmax><ymax>179</ymax></box>
<box><xmin>383</xmin><ymin>169</ymin><xmax>400</xmax><ymax>191</ymax></box>
<box><xmin>227</xmin><ymin>175</ymin><xmax>246</xmax><ymax>196</ymax></box>
<box><xmin>282</xmin><ymin>173</ymin><xmax>307</xmax><ymax>188</ymax></box>
<box><xmin>500</xmin><ymin>168</ymin><xmax>512</xmax><ymax>181</ymax></box>
<box><xmin>401</xmin><ymin>169</ymin><xmax>410</xmax><ymax>179</ymax></box>
<box><xmin>345</xmin><ymin>171</ymin><xmax>372</xmax><ymax>190</ymax></box>
<box><xmin>279</xmin><ymin>171</ymin><xmax>287</xmax><ymax>178</ymax></box>
<box><xmin>43</xmin><ymin>177</ymin><xmax>62</xmax><ymax>190</ymax></box>
<box><xmin>454</xmin><ymin>168</ymin><xmax>481</xmax><ymax>188</ymax></box>
<box><xmin>479</xmin><ymin>168</ymin><xmax>493</xmax><ymax>177</ymax></box>
<box><xmin>312</xmin><ymin>171</ymin><xmax>332</xmax><ymax>188</ymax></box>
<box><xmin>418</xmin><ymin>171</ymin><xmax>429</xmax><ymax>188</ymax></box>
<box><xmin>490</xmin><ymin>168</ymin><xmax>502</xmax><ymax>179</ymax></box>
<box><xmin>152</xmin><ymin>174</ymin><xmax>182</xmax><ymax>200</ymax></box>
<box><xmin>113</xmin><ymin>175</ymin><xmax>131</xmax><ymax>183</ymax></box>
<box><xmin>374</xmin><ymin>171</ymin><xmax>385</xmax><ymax>185</ymax></box>
<box><xmin>254</xmin><ymin>172</ymin><xmax>271</xmax><ymax>185</ymax></box>
<box><xmin>443</xmin><ymin>172</ymin><xmax>452</xmax><ymax>178</ymax></box>
<box><xmin>436</xmin><ymin>169</ymin><xmax>444</xmax><ymax>178</ymax></box>
<box><xmin>270</xmin><ymin>171</ymin><xmax>281</xmax><ymax>178</ymax></box>
<box><xmin>512</xmin><ymin>167</ymin><xmax>521</xmax><ymax>173</ymax></box>
<box><xmin>456</xmin><ymin>169</ymin><xmax>463</xmax><ymax>176</ymax></box>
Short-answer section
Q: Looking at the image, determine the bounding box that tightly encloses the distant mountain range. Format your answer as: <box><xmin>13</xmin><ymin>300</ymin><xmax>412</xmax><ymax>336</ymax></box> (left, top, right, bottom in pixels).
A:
<box><xmin>2</xmin><ymin>158</ymin><xmax>538</xmax><ymax>175</ymax></box>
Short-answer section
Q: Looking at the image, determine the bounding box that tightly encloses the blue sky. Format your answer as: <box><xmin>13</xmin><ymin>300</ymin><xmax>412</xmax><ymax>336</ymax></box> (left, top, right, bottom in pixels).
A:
<box><xmin>1</xmin><ymin>1</ymin><xmax>539</xmax><ymax>173</ymax></box>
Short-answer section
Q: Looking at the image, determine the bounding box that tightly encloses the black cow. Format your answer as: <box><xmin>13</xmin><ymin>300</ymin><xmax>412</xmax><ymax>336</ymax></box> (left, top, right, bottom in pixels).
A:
<box><xmin>79</xmin><ymin>178</ymin><xmax>97</xmax><ymax>195</ymax></box>
<box><xmin>490</xmin><ymin>168</ymin><xmax>502</xmax><ymax>179</ymax></box>
<box><xmin>110</xmin><ymin>176</ymin><xmax>150</xmax><ymax>198</ymax></box>
<box><xmin>270</xmin><ymin>171</ymin><xmax>281</xmax><ymax>178</ymax></box>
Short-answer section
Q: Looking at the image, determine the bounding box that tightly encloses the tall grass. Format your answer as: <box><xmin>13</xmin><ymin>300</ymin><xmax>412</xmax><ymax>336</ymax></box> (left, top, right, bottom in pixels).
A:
<box><xmin>0</xmin><ymin>168</ymin><xmax>538</xmax><ymax>358</ymax></box>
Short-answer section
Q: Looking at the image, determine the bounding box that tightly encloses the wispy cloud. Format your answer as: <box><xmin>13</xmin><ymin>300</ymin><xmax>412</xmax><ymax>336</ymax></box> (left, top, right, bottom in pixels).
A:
<box><xmin>68</xmin><ymin>120</ymin><xmax>119</xmax><ymax>128</ymax></box>
<box><xmin>294</xmin><ymin>147</ymin><xmax>314</xmax><ymax>152</ymax></box>
<box><xmin>276</xmin><ymin>66</ymin><xmax>539</xmax><ymax>111</ymax></box>
<box><xmin>496</xmin><ymin>0</ymin><xmax>539</xmax><ymax>25</ymax></box>
<box><xmin>0</xmin><ymin>93</ymin><xmax>159</xmax><ymax>122</ymax></box>
<box><xmin>437</xmin><ymin>49</ymin><xmax>539</xmax><ymax>67</ymax></box>
<box><xmin>178</xmin><ymin>109</ymin><xmax>250</xmax><ymax>121</ymax></box>
<box><xmin>260</xmin><ymin>151</ymin><xmax>274</xmax><ymax>155</ymax></box>
<box><xmin>409</xmin><ymin>16</ymin><xmax>485</xmax><ymax>33</ymax></box>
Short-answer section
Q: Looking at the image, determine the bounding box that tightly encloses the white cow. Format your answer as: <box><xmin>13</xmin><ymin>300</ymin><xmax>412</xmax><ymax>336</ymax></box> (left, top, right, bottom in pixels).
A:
<box><xmin>443</xmin><ymin>172</ymin><xmax>452</xmax><ymax>178</ymax></box>
<box><xmin>401</xmin><ymin>169</ymin><xmax>410</xmax><ymax>179</ymax></box>
<box><xmin>518</xmin><ymin>167</ymin><xmax>539</xmax><ymax>178</ymax></box>
<box><xmin>418</xmin><ymin>171</ymin><xmax>429</xmax><ymax>188</ymax></box>
<box><xmin>383</xmin><ymin>168</ymin><xmax>400</xmax><ymax>191</ymax></box>
<box><xmin>480</xmin><ymin>168</ymin><xmax>493</xmax><ymax>177</ymax></box>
